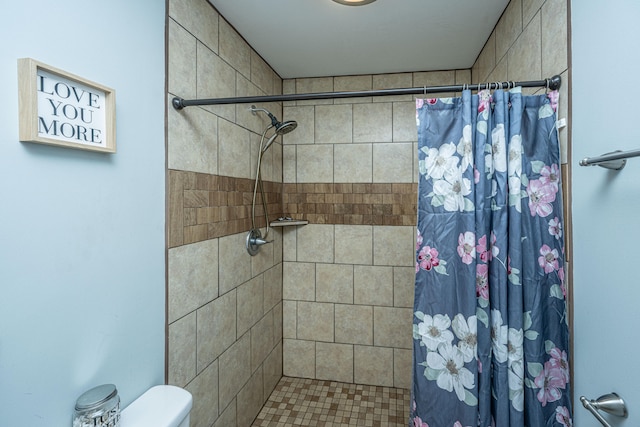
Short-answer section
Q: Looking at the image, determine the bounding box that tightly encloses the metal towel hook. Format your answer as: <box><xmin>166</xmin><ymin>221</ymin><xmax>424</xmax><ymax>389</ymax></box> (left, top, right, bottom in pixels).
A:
<box><xmin>580</xmin><ymin>393</ymin><xmax>628</xmax><ymax>427</ymax></box>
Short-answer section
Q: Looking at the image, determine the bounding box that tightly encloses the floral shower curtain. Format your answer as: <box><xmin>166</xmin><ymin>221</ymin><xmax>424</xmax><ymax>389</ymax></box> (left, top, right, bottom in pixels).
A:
<box><xmin>411</xmin><ymin>88</ymin><xmax>572</xmax><ymax>427</ymax></box>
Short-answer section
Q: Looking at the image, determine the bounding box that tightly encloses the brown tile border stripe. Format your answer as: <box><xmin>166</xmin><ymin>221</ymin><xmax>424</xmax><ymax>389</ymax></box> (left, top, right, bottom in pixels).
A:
<box><xmin>283</xmin><ymin>183</ymin><xmax>418</xmax><ymax>226</ymax></box>
<box><xmin>168</xmin><ymin>170</ymin><xmax>418</xmax><ymax>248</ymax></box>
<box><xmin>168</xmin><ymin>170</ymin><xmax>281</xmax><ymax>248</ymax></box>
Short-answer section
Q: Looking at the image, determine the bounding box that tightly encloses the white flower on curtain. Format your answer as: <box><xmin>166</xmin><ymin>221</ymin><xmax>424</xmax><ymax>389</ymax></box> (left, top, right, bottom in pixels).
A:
<box><xmin>420</xmin><ymin>142</ymin><xmax>458</xmax><ymax>180</ymax></box>
<box><xmin>417</xmin><ymin>314</ymin><xmax>454</xmax><ymax>351</ymax></box>
<box><xmin>452</xmin><ymin>314</ymin><xmax>478</xmax><ymax>363</ymax></box>
<box><xmin>426</xmin><ymin>343</ymin><xmax>475</xmax><ymax>401</ymax></box>
<box><xmin>432</xmin><ymin>167</ymin><xmax>472</xmax><ymax>212</ymax></box>
<box><xmin>491</xmin><ymin>309</ymin><xmax>509</xmax><ymax>364</ymax></box>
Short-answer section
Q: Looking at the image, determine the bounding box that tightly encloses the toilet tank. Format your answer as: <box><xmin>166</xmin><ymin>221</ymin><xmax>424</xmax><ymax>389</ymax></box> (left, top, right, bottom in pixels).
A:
<box><xmin>120</xmin><ymin>385</ymin><xmax>192</xmax><ymax>427</ymax></box>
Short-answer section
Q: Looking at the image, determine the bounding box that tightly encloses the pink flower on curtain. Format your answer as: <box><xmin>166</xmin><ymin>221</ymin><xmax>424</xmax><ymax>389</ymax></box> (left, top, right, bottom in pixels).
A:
<box><xmin>534</xmin><ymin>361</ymin><xmax>566</xmax><ymax>406</ymax></box>
<box><xmin>416</xmin><ymin>229</ymin><xmax>424</xmax><ymax>250</ymax></box>
<box><xmin>427</xmin><ymin>98</ymin><xmax>438</xmax><ymax>105</ymax></box>
<box><xmin>555</xmin><ymin>406</ymin><xmax>573</xmax><ymax>427</ymax></box>
<box><xmin>527</xmin><ymin>179</ymin><xmax>556</xmax><ymax>217</ymax></box>
<box><xmin>540</xmin><ymin>164</ymin><xmax>560</xmax><ymax>192</ymax></box>
<box><xmin>547</xmin><ymin>90</ymin><xmax>559</xmax><ymax>112</ymax></box>
<box><xmin>457</xmin><ymin>232</ymin><xmax>476</xmax><ymax>264</ymax></box>
<box><xmin>416</xmin><ymin>99</ymin><xmax>425</xmax><ymax>109</ymax></box>
<box><xmin>549</xmin><ymin>348</ymin><xmax>570</xmax><ymax>384</ymax></box>
<box><xmin>413</xmin><ymin>416</ymin><xmax>429</xmax><ymax>427</ymax></box>
<box><xmin>478</xmin><ymin>89</ymin><xmax>492</xmax><ymax>113</ymax></box>
<box><xmin>476</xmin><ymin>264</ymin><xmax>489</xmax><ymax>301</ymax></box>
<box><xmin>418</xmin><ymin>246</ymin><xmax>440</xmax><ymax>271</ymax></box>
<box><xmin>548</xmin><ymin>216</ymin><xmax>562</xmax><ymax>240</ymax></box>
<box><xmin>538</xmin><ymin>244</ymin><xmax>560</xmax><ymax>273</ymax></box>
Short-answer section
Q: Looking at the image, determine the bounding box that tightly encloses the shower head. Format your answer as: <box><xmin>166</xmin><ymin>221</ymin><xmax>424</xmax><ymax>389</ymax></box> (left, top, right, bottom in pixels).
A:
<box><xmin>250</xmin><ymin>105</ymin><xmax>298</xmax><ymax>151</ymax></box>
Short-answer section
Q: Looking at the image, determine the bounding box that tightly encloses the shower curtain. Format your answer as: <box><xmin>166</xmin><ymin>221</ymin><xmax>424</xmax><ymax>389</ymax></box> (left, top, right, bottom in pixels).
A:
<box><xmin>411</xmin><ymin>88</ymin><xmax>572</xmax><ymax>427</ymax></box>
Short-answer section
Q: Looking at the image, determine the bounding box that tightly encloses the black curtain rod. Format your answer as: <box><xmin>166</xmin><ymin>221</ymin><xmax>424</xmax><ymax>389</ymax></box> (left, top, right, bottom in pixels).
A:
<box><xmin>172</xmin><ymin>75</ymin><xmax>561</xmax><ymax>110</ymax></box>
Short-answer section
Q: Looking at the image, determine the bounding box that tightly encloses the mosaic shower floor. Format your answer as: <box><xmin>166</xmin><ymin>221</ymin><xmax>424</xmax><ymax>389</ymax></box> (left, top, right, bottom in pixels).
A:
<box><xmin>251</xmin><ymin>376</ymin><xmax>411</xmax><ymax>426</ymax></box>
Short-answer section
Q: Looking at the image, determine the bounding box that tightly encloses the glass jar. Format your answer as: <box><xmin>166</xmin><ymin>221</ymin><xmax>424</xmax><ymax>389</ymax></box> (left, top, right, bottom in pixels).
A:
<box><xmin>73</xmin><ymin>384</ymin><xmax>120</xmax><ymax>427</ymax></box>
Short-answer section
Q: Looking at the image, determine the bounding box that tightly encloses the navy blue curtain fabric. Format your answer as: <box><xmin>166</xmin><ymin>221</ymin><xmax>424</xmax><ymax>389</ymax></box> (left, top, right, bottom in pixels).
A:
<box><xmin>411</xmin><ymin>89</ymin><xmax>572</xmax><ymax>427</ymax></box>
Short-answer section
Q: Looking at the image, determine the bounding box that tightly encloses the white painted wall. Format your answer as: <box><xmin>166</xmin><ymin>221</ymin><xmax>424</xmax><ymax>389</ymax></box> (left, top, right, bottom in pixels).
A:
<box><xmin>0</xmin><ymin>0</ymin><xmax>166</xmax><ymax>425</ymax></box>
<box><xmin>572</xmin><ymin>1</ymin><xmax>640</xmax><ymax>425</ymax></box>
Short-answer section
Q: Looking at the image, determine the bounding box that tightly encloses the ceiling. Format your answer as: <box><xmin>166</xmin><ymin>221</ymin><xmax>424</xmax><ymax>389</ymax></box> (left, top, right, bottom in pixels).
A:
<box><xmin>208</xmin><ymin>0</ymin><xmax>510</xmax><ymax>79</ymax></box>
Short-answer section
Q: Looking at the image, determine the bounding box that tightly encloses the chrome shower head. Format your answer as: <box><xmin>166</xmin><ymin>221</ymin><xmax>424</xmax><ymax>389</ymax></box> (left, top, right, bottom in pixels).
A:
<box><xmin>250</xmin><ymin>105</ymin><xmax>297</xmax><ymax>151</ymax></box>
<box><xmin>274</xmin><ymin>120</ymin><xmax>297</xmax><ymax>135</ymax></box>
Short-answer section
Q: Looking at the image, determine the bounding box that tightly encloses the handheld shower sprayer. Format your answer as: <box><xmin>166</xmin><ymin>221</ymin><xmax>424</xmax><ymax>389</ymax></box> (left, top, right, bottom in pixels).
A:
<box><xmin>246</xmin><ymin>106</ymin><xmax>298</xmax><ymax>256</ymax></box>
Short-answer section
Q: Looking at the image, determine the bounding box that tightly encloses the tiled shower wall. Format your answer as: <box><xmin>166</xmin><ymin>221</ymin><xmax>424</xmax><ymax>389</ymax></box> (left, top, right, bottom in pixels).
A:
<box><xmin>279</xmin><ymin>70</ymin><xmax>471</xmax><ymax>389</ymax></box>
<box><xmin>166</xmin><ymin>0</ymin><xmax>285</xmax><ymax>426</ymax></box>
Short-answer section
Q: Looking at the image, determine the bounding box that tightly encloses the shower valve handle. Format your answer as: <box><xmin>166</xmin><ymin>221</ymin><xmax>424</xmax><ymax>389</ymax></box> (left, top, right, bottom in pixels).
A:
<box><xmin>252</xmin><ymin>237</ymin><xmax>273</xmax><ymax>246</ymax></box>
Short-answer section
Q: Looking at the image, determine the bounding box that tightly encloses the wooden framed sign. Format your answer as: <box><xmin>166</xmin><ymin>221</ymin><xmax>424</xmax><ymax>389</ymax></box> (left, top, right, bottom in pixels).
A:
<box><xmin>17</xmin><ymin>58</ymin><xmax>116</xmax><ymax>153</ymax></box>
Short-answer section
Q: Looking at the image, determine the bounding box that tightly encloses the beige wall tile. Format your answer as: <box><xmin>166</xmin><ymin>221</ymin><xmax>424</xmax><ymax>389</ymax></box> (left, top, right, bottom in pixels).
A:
<box><xmin>237</xmin><ymin>275</ymin><xmax>264</xmax><ymax>337</ymax></box>
<box><xmin>273</xmin><ymin>302</ymin><xmax>283</xmax><ymax>345</ymax></box>
<box><xmin>168</xmin><ymin>239</ymin><xmax>219</xmax><ymax>323</ymax></box>
<box><xmin>185</xmin><ymin>359</ymin><xmax>218</xmax><ymax>427</ymax></box>
<box><xmin>296</xmin><ymin>77</ymin><xmax>334</xmax><ymax>93</ymax></box>
<box><xmin>219</xmin><ymin>232</ymin><xmax>252</xmax><ymax>294</ymax></box>
<box><xmin>297</xmin><ymin>301</ymin><xmax>334</xmax><ymax>342</ymax></box>
<box><xmin>541</xmin><ymin>0</ymin><xmax>568</xmax><ymax>77</ymax></box>
<box><xmin>168</xmin><ymin>19</ymin><xmax>196</xmax><ymax>99</ymax></box>
<box><xmin>283</xmin><ymin>339</ymin><xmax>316</xmax><ymax>378</ymax></box>
<box><xmin>373</xmin><ymin>73</ymin><xmax>414</xmax><ymax>102</ymax></box>
<box><xmin>413</xmin><ymin>70</ymin><xmax>456</xmax><ymax>87</ymax></box>
<box><xmin>455</xmin><ymin>69</ymin><xmax>472</xmax><ymax>84</ymax></box>
<box><xmin>393</xmin><ymin>101</ymin><xmax>418</xmax><ymax>142</ymax></box>
<box><xmin>237</xmin><ymin>367</ymin><xmax>264</xmax><ymax>427</ymax></box>
<box><xmin>394</xmin><ymin>348</ymin><xmax>412</xmax><ymax>389</ymax></box>
<box><xmin>334</xmin><ymin>225</ymin><xmax>373</xmax><ymax>265</ymax></box>
<box><xmin>283</xmin><ymin>145</ymin><xmax>297</xmax><ymax>183</ymax></box>
<box><xmin>335</xmin><ymin>75</ymin><xmax>372</xmax><ymax>91</ymax></box>
<box><xmin>197</xmin><ymin>42</ymin><xmax>235</xmax><ymax>100</ymax></box>
<box><xmin>168</xmin><ymin>98</ymin><xmax>218</xmax><ymax>174</ymax></box>
<box><xmin>251</xmin><ymin>311</ymin><xmax>274</xmax><ymax>372</ymax></box>
<box><xmin>168</xmin><ymin>312</ymin><xmax>196</xmax><ymax>387</ymax></box>
<box><xmin>316</xmin><ymin>342</ymin><xmax>353</xmax><ymax>383</ymax></box>
<box><xmin>218</xmin><ymin>332</ymin><xmax>251</xmax><ymax>410</ymax></box>
<box><xmin>213</xmin><ymin>399</ymin><xmax>235</xmax><ymax>427</ymax></box>
<box><xmin>353</xmin><ymin>103</ymin><xmax>392</xmax><ymax>143</ymax></box>
<box><xmin>219</xmin><ymin>18</ymin><xmax>250</xmax><ymax>78</ymax></box>
<box><xmin>523</xmin><ymin>0</ymin><xmax>545</xmax><ymax>26</ymax></box>
<box><xmin>495</xmin><ymin>0</ymin><xmax>523</xmax><ymax>61</ymax></box>
<box><xmin>251</xmin><ymin>233</ymin><xmax>275</xmax><ymax>277</ymax></box>
<box><xmin>283</xmin><ymin>300</ymin><xmax>297</xmax><ymax>339</ymax></box>
<box><xmin>374</xmin><ymin>307</ymin><xmax>413</xmax><ymax>349</ymax></box>
<box><xmin>353</xmin><ymin>265</ymin><xmax>393</xmax><ymax>306</ymax></box>
<box><xmin>372</xmin><ymin>142</ymin><xmax>413</xmax><ymax>183</ymax></box>
<box><xmin>316</xmin><ymin>264</ymin><xmax>353</xmax><ymax>303</ymax></box>
<box><xmin>283</xmin><ymin>261</ymin><xmax>316</xmax><ymax>301</ymax></box>
<box><xmin>196</xmin><ymin>290</ymin><xmax>236</xmax><ymax>372</ymax></box>
<box><xmin>373</xmin><ymin>226</ymin><xmax>414</xmax><ymax>266</ymax></box>
<box><xmin>168</xmin><ymin>0</ymin><xmax>218</xmax><ymax>53</ymax></box>
<box><xmin>297</xmin><ymin>224</ymin><xmax>334</xmax><ymax>263</ymax></box>
<box><xmin>334</xmin><ymin>144</ymin><xmax>372</xmax><ymax>183</ymax></box>
<box><xmin>508</xmin><ymin>11</ymin><xmax>542</xmax><ymax>82</ymax></box>
<box><xmin>251</xmin><ymin>50</ymin><xmax>274</xmax><ymax>95</ymax></box>
<box><xmin>335</xmin><ymin>304</ymin><xmax>373</xmax><ymax>345</ymax></box>
<box><xmin>264</xmin><ymin>264</ymin><xmax>283</xmax><ymax>312</ymax></box>
<box><xmin>283</xmin><ymin>106</ymin><xmax>315</xmax><ymax>145</ymax></box>
<box><xmin>218</xmin><ymin>118</ymin><xmax>251</xmax><ymax>178</ymax></box>
<box><xmin>263</xmin><ymin>343</ymin><xmax>283</xmax><ymax>400</ymax></box>
<box><xmin>473</xmin><ymin>32</ymin><xmax>496</xmax><ymax>83</ymax></box>
<box><xmin>487</xmin><ymin>55</ymin><xmax>508</xmax><ymax>83</ymax></box>
<box><xmin>282</xmin><ymin>227</ymin><xmax>297</xmax><ymax>261</ymax></box>
<box><xmin>296</xmin><ymin>144</ymin><xmax>334</xmax><ymax>182</ymax></box>
<box><xmin>315</xmin><ymin>104</ymin><xmax>353</xmax><ymax>144</ymax></box>
<box><xmin>354</xmin><ymin>345</ymin><xmax>393</xmax><ymax>387</ymax></box>
<box><xmin>393</xmin><ymin>266</ymin><xmax>415</xmax><ymax>308</ymax></box>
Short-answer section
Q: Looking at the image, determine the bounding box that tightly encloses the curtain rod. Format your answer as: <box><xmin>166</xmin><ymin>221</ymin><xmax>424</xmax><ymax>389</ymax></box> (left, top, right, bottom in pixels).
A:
<box><xmin>172</xmin><ymin>75</ymin><xmax>561</xmax><ymax>110</ymax></box>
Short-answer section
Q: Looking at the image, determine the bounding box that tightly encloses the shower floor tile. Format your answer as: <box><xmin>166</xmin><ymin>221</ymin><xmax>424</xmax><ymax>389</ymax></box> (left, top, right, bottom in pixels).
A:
<box><xmin>251</xmin><ymin>376</ymin><xmax>411</xmax><ymax>427</ymax></box>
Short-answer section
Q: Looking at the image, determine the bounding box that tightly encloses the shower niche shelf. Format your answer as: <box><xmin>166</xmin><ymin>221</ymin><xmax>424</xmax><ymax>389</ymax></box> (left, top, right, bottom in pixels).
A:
<box><xmin>270</xmin><ymin>219</ymin><xmax>308</xmax><ymax>227</ymax></box>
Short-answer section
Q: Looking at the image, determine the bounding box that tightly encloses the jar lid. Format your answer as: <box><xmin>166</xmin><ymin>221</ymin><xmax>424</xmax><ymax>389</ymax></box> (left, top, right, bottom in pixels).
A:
<box><xmin>75</xmin><ymin>384</ymin><xmax>118</xmax><ymax>410</ymax></box>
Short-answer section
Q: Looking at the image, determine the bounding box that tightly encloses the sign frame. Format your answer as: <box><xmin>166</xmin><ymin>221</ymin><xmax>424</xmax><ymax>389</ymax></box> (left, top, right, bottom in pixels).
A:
<box><xmin>17</xmin><ymin>58</ymin><xmax>116</xmax><ymax>153</ymax></box>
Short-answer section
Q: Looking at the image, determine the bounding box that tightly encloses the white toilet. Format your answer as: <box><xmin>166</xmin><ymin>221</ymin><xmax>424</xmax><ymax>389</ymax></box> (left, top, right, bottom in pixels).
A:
<box><xmin>120</xmin><ymin>385</ymin><xmax>193</xmax><ymax>427</ymax></box>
